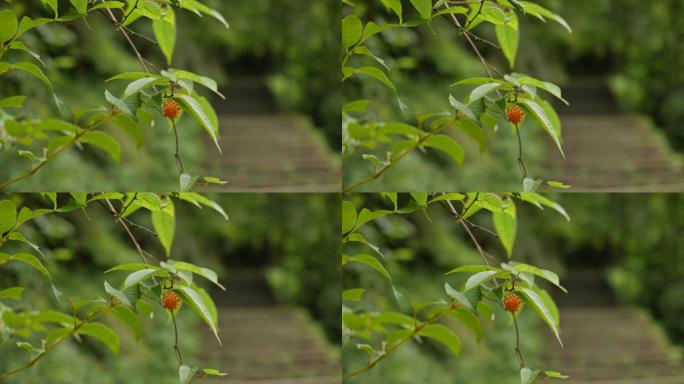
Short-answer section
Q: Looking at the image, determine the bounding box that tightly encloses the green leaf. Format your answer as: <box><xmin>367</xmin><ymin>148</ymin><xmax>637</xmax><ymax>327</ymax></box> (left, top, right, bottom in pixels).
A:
<box><xmin>153</xmin><ymin>10</ymin><xmax>176</xmax><ymax>65</ymax></box>
<box><xmin>179</xmin><ymin>365</ymin><xmax>198</xmax><ymax>384</ymax></box>
<box><xmin>179</xmin><ymin>0</ymin><xmax>229</xmax><ymax>28</ymax></box>
<box><xmin>418</xmin><ymin>324</ymin><xmax>460</xmax><ymax>357</ymax></box>
<box><xmin>444</xmin><ymin>283</ymin><xmax>474</xmax><ymax>311</ymax></box>
<box><xmin>0</xmin><ymin>9</ymin><xmax>18</xmax><ymax>43</ymax></box>
<box><xmin>465</xmin><ymin>270</ymin><xmax>504</xmax><ymax>291</ymax></box>
<box><xmin>429</xmin><ymin>193</ymin><xmax>466</xmax><ymax>204</ymax></box>
<box><xmin>0</xmin><ymin>200</ymin><xmax>17</xmax><ymax>234</ymax></box>
<box><xmin>517</xmin><ymin>76</ymin><xmax>568</xmax><ymax>105</ymax></box>
<box><xmin>171</xmin><ymin>70</ymin><xmax>224</xmax><ymax>99</ymax></box>
<box><xmin>80</xmin><ymin>131</ymin><xmax>121</xmax><ymax>164</ymax></box>
<box><xmin>0</xmin><ymin>287</ymin><xmax>25</xmax><ymax>300</ymax></box>
<box><xmin>34</xmin><ymin>310</ymin><xmax>74</xmax><ymax>325</ymax></box>
<box><xmin>354</xmin><ymin>208</ymin><xmax>392</xmax><ymax>230</ymax></box>
<box><xmin>346</xmin><ymin>254</ymin><xmax>391</xmax><ymax>282</ymax></box>
<box><xmin>522</xmin><ymin>99</ymin><xmax>564</xmax><ymax>158</ymax></box>
<box><xmin>177</xmin><ymin>193</ymin><xmax>228</xmax><ymax>220</ymax></box>
<box><xmin>513</xmin><ymin>263</ymin><xmax>567</xmax><ymax>292</ymax></box>
<box><xmin>493</xmin><ymin>209</ymin><xmax>516</xmax><ymax>258</ymax></box>
<box><xmin>0</xmin><ymin>96</ymin><xmax>26</xmax><ymax>108</ymax></box>
<box><xmin>151</xmin><ymin>201</ymin><xmax>175</xmax><ymax>256</ymax></box>
<box><xmin>176</xmin><ymin>286</ymin><xmax>221</xmax><ymax>344</ymax></box>
<box><xmin>342</xmin><ymin>288</ymin><xmax>365</xmax><ymax>301</ymax></box>
<box><xmin>409</xmin><ymin>0</ymin><xmax>432</xmax><ymax>19</ymax></box>
<box><xmin>12</xmin><ymin>253</ymin><xmax>51</xmax><ymax>278</ymax></box>
<box><xmin>89</xmin><ymin>1</ymin><xmax>126</xmax><ymax>11</ymax></box>
<box><xmin>342</xmin><ymin>201</ymin><xmax>357</xmax><ymax>235</ymax></box>
<box><xmin>105</xmin><ymin>90</ymin><xmax>133</xmax><ymax>116</ymax></box>
<box><xmin>106</xmin><ymin>72</ymin><xmax>152</xmax><ymax>82</ymax></box>
<box><xmin>106</xmin><ymin>263</ymin><xmax>157</xmax><ymax>273</ymax></box>
<box><xmin>520</xmin><ymin>288</ymin><xmax>562</xmax><ymax>347</ymax></box>
<box><xmin>124</xmin><ymin>77</ymin><xmax>158</xmax><ymax>99</ymax></box>
<box><xmin>468</xmin><ymin>83</ymin><xmax>502</xmax><ymax>104</ymax></box>
<box><xmin>110</xmin><ymin>306</ymin><xmax>141</xmax><ymax>340</ymax></box>
<box><xmin>355</xmin><ymin>66</ymin><xmax>396</xmax><ymax>93</ymax></box>
<box><xmin>379</xmin><ymin>0</ymin><xmax>402</xmax><ymax>22</ymax></box>
<box><xmin>111</xmin><ymin>114</ymin><xmax>143</xmax><ymax>148</ymax></box>
<box><xmin>544</xmin><ymin>371</ymin><xmax>569</xmax><ymax>379</ymax></box>
<box><xmin>453</xmin><ymin>307</ymin><xmax>483</xmax><ymax>342</ymax></box>
<box><xmin>170</xmin><ymin>261</ymin><xmax>225</xmax><ymax>290</ymax></box>
<box><xmin>178</xmin><ymin>94</ymin><xmax>221</xmax><ymax>153</ymax></box>
<box><xmin>519</xmin><ymin>1</ymin><xmax>571</xmax><ymax>33</ymax></box>
<box><xmin>136</xmin><ymin>299</ymin><xmax>154</xmax><ymax>319</ymax></box>
<box><xmin>13</xmin><ymin>61</ymin><xmax>51</xmax><ymax>88</ymax></box>
<box><xmin>40</xmin><ymin>0</ymin><xmax>58</xmax><ymax>17</ymax></box>
<box><xmin>202</xmin><ymin>368</ymin><xmax>227</xmax><ymax>377</ymax></box>
<box><xmin>424</xmin><ymin>135</ymin><xmax>464</xmax><ymax>167</ymax></box>
<box><xmin>521</xmin><ymin>367</ymin><xmax>541</xmax><ymax>384</ymax></box>
<box><xmin>342</xmin><ymin>15</ymin><xmax>363</xmax><ymax>48</ymax></box>
<box><xmin>68</xmin><ymin>0</ymin><xmax>88</xmax><ymax>13</ymax></box>
<box><xmin>445</xmin><ymin>265</ymin><xmax>503</xmax><ymax>275</ymax></box>
<box><xmin>123</xmin><ymin>269</ymin><xmax>159</xmax><ymax>290</ymax></box>
<box><xmin>77</xmin><ymin>322</ymin><xmax>120</xmax><ymax>355</ymax></box>
<box><xmin>203</xmin><ymin>176</ymin><xmax>227</xmax><ymax>185</ymax></box>
<box><xmin>410</xmin><ymin>192</ymin><xmax>428</xmax><ymax>207</ymax></box>
<box><xmin>457</xmin><ymin>119</ymin><xmax>486</xmax><ymax>152</ymax></box>
<box><xmin>104</xmin><ymin>281</ymin><xmax>133</xmax><ymax>308</ymax></box>
<box><xmin>17</xmin><ymin>16</ymin><xmax>53</xmax><ymax>37</ymax></box>
<box><xmin>449</xmin><ymin>95</ymin><xmax>477</xmax><ymax>121</ymax></box>
<box><xmin>496</xmin><ymin>23</ymin><xmax>519</xmax><ymax>69</ymax></box>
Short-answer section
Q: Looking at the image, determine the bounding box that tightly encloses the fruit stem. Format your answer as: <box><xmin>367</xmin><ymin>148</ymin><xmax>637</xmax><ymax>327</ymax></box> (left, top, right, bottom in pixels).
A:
<box><xmin>171</xmin><ymin>310</ymin><xmax>183</xmax><ymax>366</ymax></box>
<box><xmin>513</xmin><ymin>313</ymin><xmax>526</xmax><ymax>368</ymax></box>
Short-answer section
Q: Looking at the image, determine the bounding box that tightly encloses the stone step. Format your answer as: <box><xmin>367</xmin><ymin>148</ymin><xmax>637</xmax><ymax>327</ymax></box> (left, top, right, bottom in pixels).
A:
<box><xmin>541</xmin><ymin>275</ymin><xmax>684</xmax><ymax>383</ymax></box>
<box><xmin>200</xmin><ymin>113</ymin><xmax>339</xmax><ymax>192</ymax></box>
<box><xmin>199</xmin><ymin>306</ymin><xmax>340</xmax><ymax>383</ymax></box>
<box><xmin>540</xmin><ymin>105</ymin><xmax>684</xmax><ymax>190</ymax></box>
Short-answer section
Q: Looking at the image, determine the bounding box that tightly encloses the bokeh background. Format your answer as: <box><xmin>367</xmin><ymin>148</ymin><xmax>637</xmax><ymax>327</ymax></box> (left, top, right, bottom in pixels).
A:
<box><xmin>0</xmin><ymin>0</ymin><xmax>340</xmax><ymax>191</ymax></box>
<box><xmin>343</xmin><ymin>193</ymin><xmax>684</xmax><ymax>383</ymax></box>
<box><xmin>0</xmin><ymin>193</ymin><xmax>340</xmax><ymax>383</ymax></box>
<box><xmin>343</xmin><ymin>1</ymin><xmax>684</xmax><ymax>191</ymax></box>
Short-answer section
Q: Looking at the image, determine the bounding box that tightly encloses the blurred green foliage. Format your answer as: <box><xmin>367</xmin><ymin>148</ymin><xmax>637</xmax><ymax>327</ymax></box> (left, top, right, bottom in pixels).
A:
<box><xmin>522</xmin><ymin>1</ymin><xmax>684</xmax><ymax>149</ymax></box>
<box><xmin>343</xmin><ymin>193</ymin><xmax>684</xmax><ymax>381</ymax></box>
<box><xmin>342</xmin><ymin>194</ymin><xmax>549</xmax><ymax>382</ymax></box>
<box><xmin>0</xmin><ymin>193</ymin><xmax>339</xmax><ymax>381</ymax></box>
<box><xmin>519</xmin><ymin>194</ymin><xmax>684</xmax><ymax>348</ymax></box>
<box><xmin>341</xmin><ymin>2</ymin><xmax>556</xmax><ymax>190</ymax></box>
<box><xmin>0</xmin><ymin>0</ymin><xmax>338</xmax><ymax>190</ymax></box>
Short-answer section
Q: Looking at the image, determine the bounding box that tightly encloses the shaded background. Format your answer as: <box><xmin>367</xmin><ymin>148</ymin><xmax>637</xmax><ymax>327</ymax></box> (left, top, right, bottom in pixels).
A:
<box><xmin>0</xmin><ymin>0</ymin><xmax>340</xmax><ymax>191</ymax></box>
<box><xmin>343</xmin><ymin>1</ymin><xmax>684</xmax><ymax>191</ymax></box>
<box><xmin>0</xmin><ymin>193</ymin><xmax>340</xmax><ymax>383</ymax></box>
<box><xmin>343</xmin><ymin>193</ymin><xmax>684</xmax><ymax>383</ymax></box>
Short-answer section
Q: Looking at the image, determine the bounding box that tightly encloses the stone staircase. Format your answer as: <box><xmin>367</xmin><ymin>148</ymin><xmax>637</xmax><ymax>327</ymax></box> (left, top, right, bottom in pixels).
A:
<box><xmin>541</xmin><ymin>271</ymin><xmax>684</xmax><ymax>383</ymax></box>
<box><xmin>197</xmin><ymin>272</ymin><xmax>341</xmax><ymax>384</ymax></box>
<box><xmin>199</xmin><ymin>80</ymin><xmax>340</xmax><ymax>192</ymax></box>
<box><xmin>540</xmin><ymin>81</ymin><xmax>684</xmax><ymax>192</ymax></box>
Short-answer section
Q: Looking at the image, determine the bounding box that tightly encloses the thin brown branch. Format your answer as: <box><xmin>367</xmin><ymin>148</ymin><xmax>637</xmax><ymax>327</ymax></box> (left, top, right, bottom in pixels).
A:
<box><xmin>444</xmin><ymin>198</ymin><xmax>495</xmax><ymax>266</ymax></box>
<box><xmin>0</xmin><ymin>304</ymin><xmax>114</xmax><ymax>379</ymax></box>
<box><xmin>516</xmin><ymin>125</ymin><xmax>528</xmax><ymax>180</ymax></box>
<box><xmin>104</xmin><ymin>199</ymin><xmax>151</xmax><ymax>264</ymax></box>
<box><xmin>513</xmin><ymin>313</ymin><xmax>526</xmax><ymax>368</ymax></box>
<box><xmin>0</xmin><ymin>119</ymin><xmax>108</xmax><ymax>190</ymax></box>
<box><xmin>343</xmin><ymin>302</ymin><xmax>457</xmax><ymax>380</ymax></box>
<box><xmin>171</xmin><ymin>119</ymin><xmax>184</xmax><ymax>176</ymax></box>
<box><xmin>171</xmin><ymin>311</ymin><xmax>184</xmax><ymax>366</ymax></box>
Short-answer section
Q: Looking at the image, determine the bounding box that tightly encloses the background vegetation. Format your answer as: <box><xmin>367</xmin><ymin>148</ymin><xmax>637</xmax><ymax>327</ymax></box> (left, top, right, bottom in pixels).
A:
<box><xmin>0</xmin><ymin>0</ymin><xmax>339</xmax><ymax>190</ymax></box>
<box><xmin>0</xmin><ymin>193</ymin><xmax>339</xmax><ymax>383</ymax></box>
<box><xmin>343</xmin><ymin>0</ymin><xmax>684</xmax><ymax>190</ymax></box>
<box><xmin>343</xmin><ymin>193</ymin><xmax>684</xmax><ymax>383</ymax></box>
